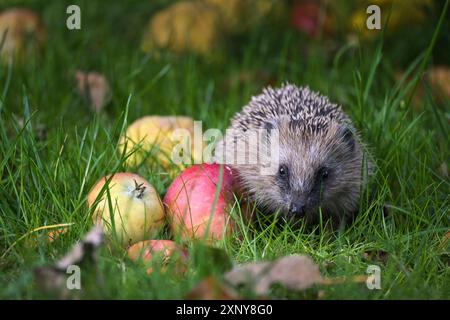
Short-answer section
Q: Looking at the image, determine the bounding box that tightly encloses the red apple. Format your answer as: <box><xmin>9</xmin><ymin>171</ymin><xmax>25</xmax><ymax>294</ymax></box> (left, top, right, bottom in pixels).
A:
<box><xmin>163</xmin><ymin>163</ymin><xmax>235</xmax><ymax>241</ymax></box>
<box><xmin>127</xmin><ymin>240</ymin><xmax>188</xmax><ymax>274</ymax></box>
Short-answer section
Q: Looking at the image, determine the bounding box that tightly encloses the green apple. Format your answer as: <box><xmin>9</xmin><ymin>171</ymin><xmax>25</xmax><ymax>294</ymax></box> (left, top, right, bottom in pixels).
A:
<box><xmin>88</xmin><ymin>173</ymin><xmax>165</xmax><ymax>246</ymax></box>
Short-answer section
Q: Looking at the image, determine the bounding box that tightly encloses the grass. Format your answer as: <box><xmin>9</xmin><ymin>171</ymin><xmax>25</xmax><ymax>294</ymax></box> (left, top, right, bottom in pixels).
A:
<box><xmin>0</xmin><ymin>0</ymin><xmax>449</xmax><ymax>299</ymax></box>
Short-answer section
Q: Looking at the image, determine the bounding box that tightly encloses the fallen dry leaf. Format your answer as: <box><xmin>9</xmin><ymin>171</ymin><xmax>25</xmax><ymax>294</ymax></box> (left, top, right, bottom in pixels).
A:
<box><xmin>224</xmin><ymin>255</ymin><xmax>322</xmax><ymax>295</ymax></box>
<box><xmin>47</xmin><ymin>226</ymin><xmax>70</xmax><ymax>243</ymax></box>
<box><xmin>34</xmin><ymin>226</ymin><xmax>104</xmax><ymax>298</ymax></box>
<box><xmin>54</xmin><ymin>225</ymin><xmax>103</xmax><ymax>270</ymax></box>
<box><xmin>75</xmin><ymin>70</ymin><xmax>111</xmax><ymax>113</ymax></box>
<box><xmin>188</xmin><ymin>254</ymin><xmax>369</xmax><ymax>299</ymax></box>
<box><xmin>0</xmin><ymin>8</ymin><xmax>46</xmax><ymax>62</ymax></box>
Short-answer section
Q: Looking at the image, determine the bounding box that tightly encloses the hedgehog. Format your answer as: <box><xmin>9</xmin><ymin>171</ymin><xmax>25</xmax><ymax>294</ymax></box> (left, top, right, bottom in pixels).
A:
<box><xmin>214</xmin><ymin>83</ymin><xmax>373</xmax><ymax>227</ymax></box>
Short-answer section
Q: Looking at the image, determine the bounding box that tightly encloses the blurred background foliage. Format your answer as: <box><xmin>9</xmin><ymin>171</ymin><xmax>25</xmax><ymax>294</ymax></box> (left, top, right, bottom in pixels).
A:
<box><xmin>1</xmin><ymin>0</ymin><xmax>448</xmax><ymax>63</ymax></box>
<box><xmin>0</xmin><ymin>0</ymin><xmax>448</xmax><ymax>134</ymax></box>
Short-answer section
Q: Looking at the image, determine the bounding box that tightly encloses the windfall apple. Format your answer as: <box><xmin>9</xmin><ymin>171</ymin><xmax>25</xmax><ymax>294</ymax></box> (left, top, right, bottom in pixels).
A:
<box><xmin>118</xmin><ymin>116</ymin><xmax>202</xmax><ymax>171</ymax></box>
<box><xmin>163</xmin><ymin>163</ymin><xmax>235</xmax><ymax>241</ymax></box>
<box><xmin>87</xmin><ymin>172</ymin><xmax>165</xmax><ymax>246</ymax></box>
<box><xmin>0</xmin><ymin>8</ymin><xmax>46</xmax><ymax>62</ymax></box>
<box><xmin>127</xmin><ymin>239</ymin><xmax>188</xmax><ymax>274</ymax></box>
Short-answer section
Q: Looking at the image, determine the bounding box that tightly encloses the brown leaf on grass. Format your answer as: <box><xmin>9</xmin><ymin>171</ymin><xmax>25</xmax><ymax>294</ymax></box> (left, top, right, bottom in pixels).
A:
<box><xmin>188</xmin><ymin>254</ymin><xmax>368</xmax><ymax>299</ymax></box>
<box><xmin>53</xmin><ymin>225</ymin><xmax>103</xmax><ymax>270</ymax></box>
<box><xmin>34</xmin><ymin>226</ymin><xmax>104</xmax><ymax>298</ymax></box>
<box><xmin>75</xmin><ymin>70</ymin><xmax>111</xmax><ymax>113</ymax></box>
<box><xmin>186</xmin><ymin>276</ymin><xmax>237</xmax><ymax>300</ymax></box>
<box><xmin>0</xmin><ymin>8</ymin><xmax>46</xmax><ymax>62</ymax></box>
<box><xmin>224</xmin><ymin>255</ymin><xmax>322</xmax><ymax>295</ymax></box>
<box><xmin>47</xmin><ymin>226</ymin><xmax>69</xmax><ymax>243</ymax></box>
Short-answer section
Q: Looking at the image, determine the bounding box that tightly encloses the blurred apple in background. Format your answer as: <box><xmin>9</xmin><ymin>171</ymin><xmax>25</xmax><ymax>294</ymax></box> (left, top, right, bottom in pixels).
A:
<box><xmin>127</xmin><ymin>239</ymin><xmax>188</xmax><ymax>274</ymax></box>
<box><xmin>87</xmin><ymin>173</ymin><xmax>165</xmax><ymax>246</ymax></box>
<box><xmin>118</xmin><ymin>116</ymin><xmax>201</xmax><ymax>171</ymax></box>
<box><xmin>205</xmin><ymin>0</ymin><xmax>281</xmax><ymax>33</ymax></box>
<box><xmin>290</xmin><ymin>0</ymin><xmax>335</xmax><ymax>38</ymax></box>
<box><xmin>163</xmin><ymin>163</ymin><xmax>235</xmax><ymax>241</ymax></box>
<box><xmin>204</xmin><ymin>0</ymin><xmax>246</xmax><ymax>33</ymax></box>
<box><xmin>0</xmin><ymin>8</ymin><xmax>46</xmax><ymax>63</ymax></box>
<box><xmin>141</xmin><ymin>0</ymin><xmax>284</xmax><ymax>56</ymax></box>
<box><xmin>141</xmin><ymin>1</ymin><xmax>223</xmax><ymax>56</ymax></box>
<box><xmin>349</xmin><ymin>0</ymin><xmax>434</xmax><ymax>39</ymax></box>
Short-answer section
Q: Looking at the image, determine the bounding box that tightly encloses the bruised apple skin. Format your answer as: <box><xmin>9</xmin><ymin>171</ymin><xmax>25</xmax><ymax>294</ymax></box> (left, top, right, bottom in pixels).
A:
<box><xmin>127</xmin><ymin>240</ymin><xmax>188</xmax><ymax>274</ymax></box>
<box><xmin>87</xmin><ymin>173</ymin><xmax>165</xmax><ymax>246</ymax></box>
<box><xmin>118</xmin><ymin>116</ymin><xmax>202</xmax><ymax>171</ymax></box>
<box><xmin>163</xmin><ymin>163</ymin><xmax>235</xmax><ymax>241</ymax></box>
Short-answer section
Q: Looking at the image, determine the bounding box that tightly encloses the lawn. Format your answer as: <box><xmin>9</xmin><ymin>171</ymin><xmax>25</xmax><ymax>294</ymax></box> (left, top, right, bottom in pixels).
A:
<box><xmin>0</xmin><ymin>0</ymin><xmax>449</xmax><ymax>299</ymax></box>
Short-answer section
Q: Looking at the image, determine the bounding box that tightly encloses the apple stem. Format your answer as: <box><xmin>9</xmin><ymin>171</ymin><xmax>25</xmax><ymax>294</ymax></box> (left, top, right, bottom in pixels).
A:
<box><xmin>133</xmin><ymin>179</ymin><xmax>146</xmax><ymax>199</ymax></box>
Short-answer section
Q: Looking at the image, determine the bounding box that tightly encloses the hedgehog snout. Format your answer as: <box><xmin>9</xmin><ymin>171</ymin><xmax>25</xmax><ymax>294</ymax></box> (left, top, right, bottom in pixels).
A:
<box><xmin>288</xmin><ymin>192</ymin><xmax>310</xmax><ymax>218</ymax></box>
<box><xmin>288</xmin><ymin>203</ymin><xmax>306</xmax><ymax>217</ymax></box>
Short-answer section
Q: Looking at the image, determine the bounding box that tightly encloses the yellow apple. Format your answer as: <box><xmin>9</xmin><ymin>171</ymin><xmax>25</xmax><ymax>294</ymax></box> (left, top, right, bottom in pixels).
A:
<box><xmin>87</xmin><ymin>172</ymin><xmax>165</xmax><ymax>246</ymax></box>
<box><xmin>141</xmin><ymin>1</ymin><xmax>223</xmax><ymax>56</ymax></box>
<box><xmin>118</xmin><ymin>116</ymin><xmax>202</xmax><ymax>170</ymax></box>
<box><xmin>0</xmin><ymin>8</ymin><xmax>46</xmax><ymax>63</ymax></box>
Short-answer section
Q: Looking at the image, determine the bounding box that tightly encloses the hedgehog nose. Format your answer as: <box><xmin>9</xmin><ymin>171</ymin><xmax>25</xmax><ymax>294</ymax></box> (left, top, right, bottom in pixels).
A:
<box><xmin>289</xmin><ymin>204</ymin><xmax>306</xmax><ymax>217</ymax></box>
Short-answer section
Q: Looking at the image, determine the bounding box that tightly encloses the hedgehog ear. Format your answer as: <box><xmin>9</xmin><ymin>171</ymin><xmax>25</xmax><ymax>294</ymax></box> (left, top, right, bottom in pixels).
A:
<box><xmin>340</xmin><ymin>127</ymin><xmax>355</xmax><ymax>152</ymax></box>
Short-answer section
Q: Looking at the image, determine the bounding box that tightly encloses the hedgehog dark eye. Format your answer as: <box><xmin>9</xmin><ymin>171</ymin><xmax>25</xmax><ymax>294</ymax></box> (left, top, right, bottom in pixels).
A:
<box><xmin>278</xmin><ymin>164</ymin><xmax>289</xmax><ymax>179</ymax></box>
<box><xmin>317</xmin><ymin>167</ymin><xmax>329</xmax><ymax>180</ymax></box>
